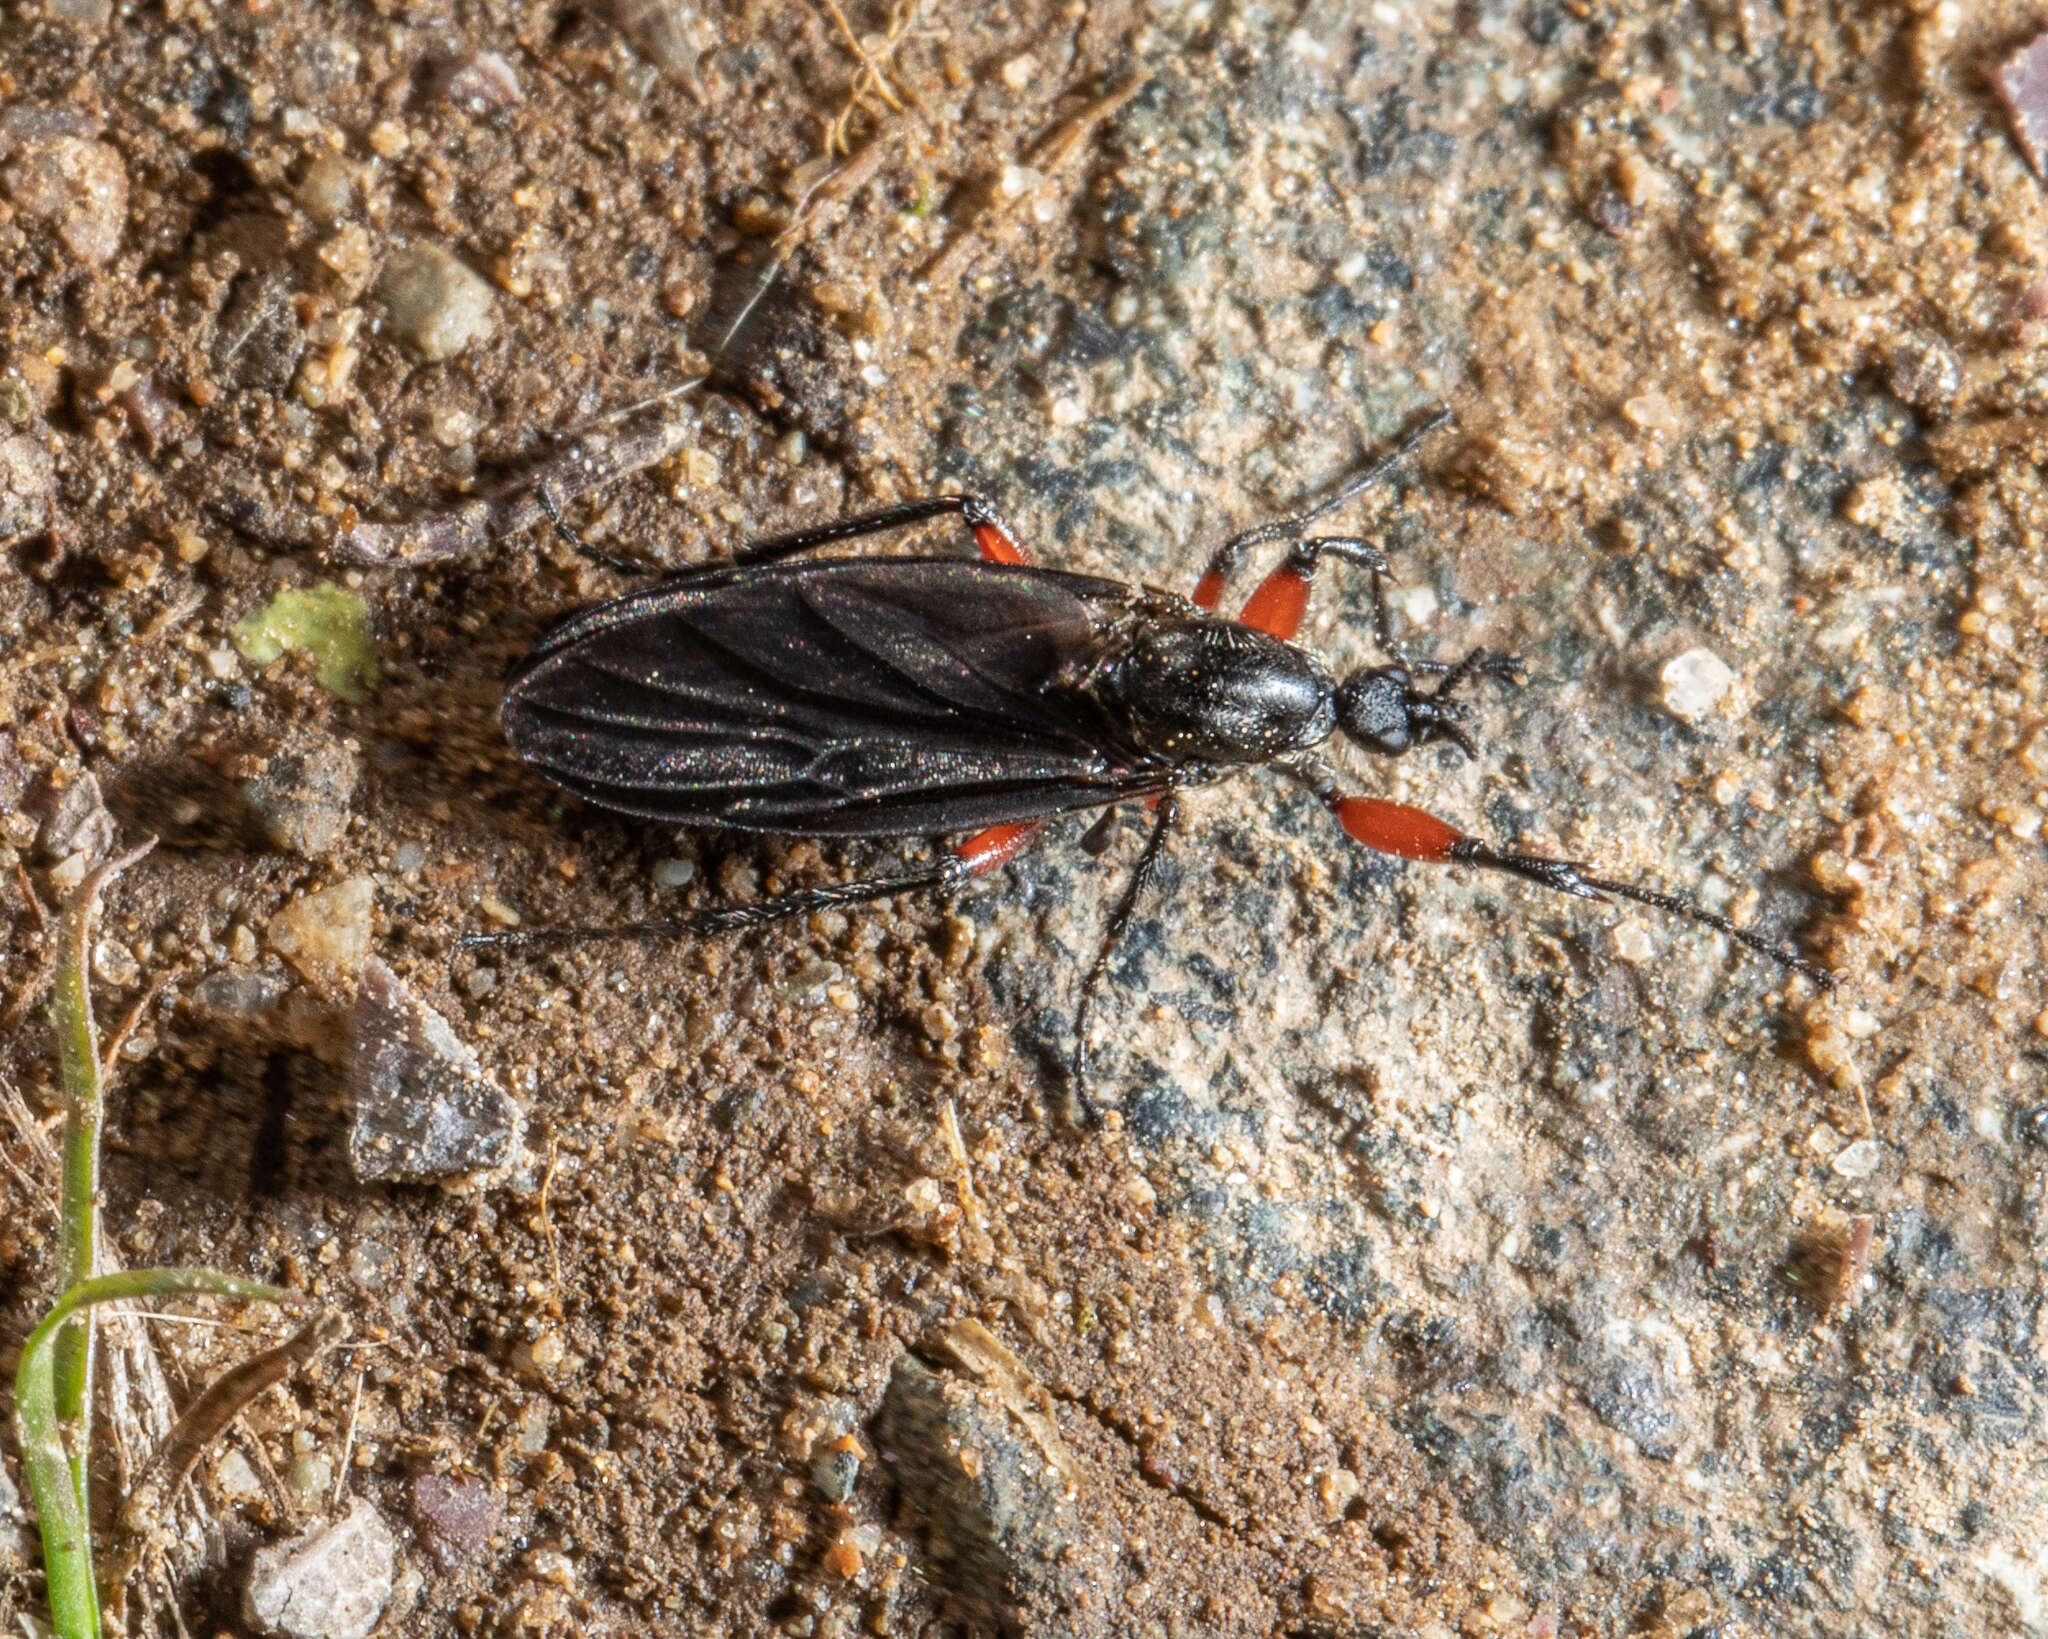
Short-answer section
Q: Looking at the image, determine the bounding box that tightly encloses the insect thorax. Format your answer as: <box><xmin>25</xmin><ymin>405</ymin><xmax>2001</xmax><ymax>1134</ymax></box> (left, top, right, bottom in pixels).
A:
<box><xmin>1084</xmin><ymin>614</ymin><xmax>1336</xmax><ymax>764</ymax></box>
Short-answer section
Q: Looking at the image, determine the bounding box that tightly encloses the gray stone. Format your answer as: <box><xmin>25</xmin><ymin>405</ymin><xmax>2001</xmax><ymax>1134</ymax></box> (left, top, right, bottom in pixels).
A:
<box><xmin>34</xmin><ymin>771</ymin><xmax>114</xmax><ymax>867</ymax></box>
<box><xmin>193</xmin><ymin>967</ymin><xmax>291</xmax><ymax>1021</ymax></box>
<box><xmin>243</xmin><ymin>1497</ymin><xmax>396</xmax><ymax>1639</ymax></box>
<box><xmin>237</xmin><ymin>730</ymin><xmax>360</xmax><ymax>858</ymax></box>
<box><xmin>873</xmin><ymin>1354</ymin><xmax>1082</xmax><ymax>1634</ymax></box>
<box><xmin>408</xmin><ymin>1472</ymin><xmax>503</xmax><ymax>1570</ymax></box>
<box><xmin>347</xmin><ymin>959</ymin><xmax>522</xmax><ymax>1184</ymax></box>
<box><xmin>377</xmin><ymin>243</ymin><xmax>495</xmax><ymax>362</ymax></box>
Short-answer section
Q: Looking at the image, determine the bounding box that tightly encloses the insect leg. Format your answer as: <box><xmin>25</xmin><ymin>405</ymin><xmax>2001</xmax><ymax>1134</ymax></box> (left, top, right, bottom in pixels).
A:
<box><xmin>535</xmin><ymin>485</ymin><xmax>663</xmax><ymax>576</ymax></box>
<box><xmin>1407</xmin><ymin>648</ymin><xmax>1527</xmax><ymax>698</ymax></box>
<box><xmin>1188</xmin><ymin>405</ymin><xmax>1453</xmax><ymax>611</ymax></box>
<box><xmin>464</xmin><ymin>823</ymin><xmax>1047</xmax><ymax>952</ymax></box>
<box><xmin>1236</xmin><ymin>536</ymin><xmax>1390</xmax><ymax>641</ymax></box>
<box><xmin>726</xmin><ymin>495</ymin><xmax>1033</xmax><ymax>570</ymax></box>
<box><xmin>1273</xmin><ymin>755</ymin><xmax>1834</xmax><ymax>987</ymax></box>
<box><xmin>1071</xmin><ymin>792</ymin><xmax>1181</xmax><ymax>1126</ymax></box>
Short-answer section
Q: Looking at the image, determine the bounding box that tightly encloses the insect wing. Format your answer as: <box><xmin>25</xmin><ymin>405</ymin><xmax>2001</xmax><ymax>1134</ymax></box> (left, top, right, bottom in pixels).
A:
<box><xmin>504</xmin><ymin>559</ymin><xmax>1154</xmax><ymax>834</ymax></box>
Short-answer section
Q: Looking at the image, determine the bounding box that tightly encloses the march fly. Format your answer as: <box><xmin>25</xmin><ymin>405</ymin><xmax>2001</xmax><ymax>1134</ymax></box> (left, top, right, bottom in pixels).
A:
<box><xmin>472</xmin><ymin>409</ymin><xmax>1834</xmax><ymax>1117</ymax></box>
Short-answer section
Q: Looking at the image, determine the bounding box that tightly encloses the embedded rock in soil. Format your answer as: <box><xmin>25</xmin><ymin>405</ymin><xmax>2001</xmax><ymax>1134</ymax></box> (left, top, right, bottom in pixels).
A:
<box><xmin>874</xmin><ymin>1353</ymin><xmax>1084</xmax><ymax>1637</ymax></box>
<box><xmin>0</xmin><ymin>126</ymin><xmax>127</xmax><ymax>266</ymax></box>
<box><xmin>243</xmin><ymin>1497</ymin><xmax>396</xmax><ymax>1639</ymax></box>
<box><xmin>429</xmin><ymin>50</ymin><xmax>522</xmax><ymax>112</ymax></box>
<box><xmin>236</xmin><ymin>730</ymin><xmax>360</xmax><ymax>857</ymax></box>
<box><xmin>377</xmin><ymin>242</ymin><xmax>496</xmax><ymax>362</ymax></box>
<box><xmin>32</xmin><ymin>770</ymin><xmax>115</xmax><ymax>892</ymax></box>
<box><xmin>1996</xmin><ymin>32</ymin><xmax>2048</xmax><ymax>180</ymax></box>
<box><xmin>0</xmin><ymin>433</ymin><xmax>53</xmax><ymax>538</ymax></box>
<box><xmin>268</xmin><ymin>877</ymin><xmax>375</xmax><ymax>997</ymax></box>
<box><xmin>408</xmin><ymin>1472</ymin><xmax>504</xmax><ymax>1570</ymax></box>
<box><xmin>1659</xmin><ymin>647</ymin><xmax>1736</xmax><ymax>722</ymax></box>
<box><xmin>347</xmin><ymin>958</ymin><xmax>522</xmax><ymax>1184</ymax></box>
<box><xmin>116</xmin><ymin>729</ymin><xmax>359</xmax><ymax>858</ymax></box>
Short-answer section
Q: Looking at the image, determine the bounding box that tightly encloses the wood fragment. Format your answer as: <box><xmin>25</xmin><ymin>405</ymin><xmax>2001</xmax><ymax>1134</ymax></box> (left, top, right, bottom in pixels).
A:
<box><xmin>326</xmin><ymin>413</ymin><xmax>698</xmax><ymax>567</ymax></box>
<box><xmin>924</xmin><ymin>77</ymin><xmax>1146</xmax><ymax>286</ymax></box>
<box><xmin>933</xmin><ymin>1318</ymin><xmax>1078</xmax><ymax>1485</ymax></box>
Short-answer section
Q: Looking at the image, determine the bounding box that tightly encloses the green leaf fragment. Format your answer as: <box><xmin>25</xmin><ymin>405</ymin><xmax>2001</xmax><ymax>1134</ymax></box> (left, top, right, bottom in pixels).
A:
<box><xmin>231</xmin><ymin>584</ymin><xmax>377</xmax><ymax>700</ymax></box>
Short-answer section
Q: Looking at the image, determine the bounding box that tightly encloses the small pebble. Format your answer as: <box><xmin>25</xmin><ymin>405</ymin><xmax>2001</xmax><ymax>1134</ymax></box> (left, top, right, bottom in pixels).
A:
<box><xmin>1831</xmin><ymin>1138</ymin><xmax>1883</xmax><ymax>1179</ymax></box>
<box><xmin>296</xmin><ymin>153</ymin><xmax>355</xmax><ymax>223</ymax></box>
<box><xmin>36</xmin><ymin>773</ymin><xmax>115</xmax><ymax>867</ymax></box>
<box><xmin>243</xmin><ymin>1497</ymin><xmax>396</xmax><ymax>1639</ymax></box>
<box><xmin>601</xmin><ymin>0</ymin><xmax>699</xmax><ymax>81</ymax></box>
<box><xmin>378</xmin><ymin>243</ymin><xmax>496</xmax><ymax>362</ymax></box>
<box><xmin>268</xmin><ymin>877</ymin><xmax>376</xmax><ymax>997</ymax></box>
<box><xmin>1611</xmin><ymin>922</ymin><xmax>1656</xmax><ymax>964</ymax></box>
<box><xmin>1001</xmin><ymin>53</ymin><xmax>1037</xmax><ymax>90</ymax></box>
<box><xmin>347</xmin><ymin>959</ymin><xmax>523</xmax><ymax>1184</ymax></box>
<box><xmin>194</xmin><ymin>968</ymin><xmax>289</xmax><ymax>1019</ymax></box>
<box><xmin>287</xmin><ymin>1457</ymin><xmax>333</xmax><ymax>1499</ymax></box>
<box><xmin>810</xmin><ymin>1443</ymin><xmax>861</xmax><ymax>1505</ymax></box>
<box><xmin>651</xmin><ymin>857</ymin><xmax>695</xmax><ymax>888</ymax></box>
<box><xmin>238</xmin><ymin>730</ymin><xmax>361</xmax><ymax>858</ymax></box>
<box><xmin>92</xmin><ymin>939</ymin><xmax>140</xmax><ymax>987</ymax></box>
<box><xmin>512</xmin><ymin>1329</ymin><xmax>565</xmax><ymax>1380</ymax></box>
<box><xmin>409</xmin><ymin>1473</ymin><xmax>504</xmax><ymax>1570</ymax></box>
<box><xmin>430</xmin><ymin>50</ymin><xmax>522</xmax><ymax>111</ymax></box>
<box><xmin>777</xmin><ymin>957</ymin><xmax>842</xmax><ymax>1005</ymax></box>
<box><xmin>214</xmin><ymin>1449</ymin><xmax>265</xmax><ymax>1500</ymax></box>
<box><xmin>1659</xmin><ymin>647</ymin><xmax>1736</xmax><ymax>721</ymax></box>
<box><xmin>0</xmin><ymin>435</ymin><xmax>55</xmax><ymax>538</ymax></box>
<box><xmin>2</xmin><ymin>128</ymin><xmax>128</xmax><ymax>266</ymax></box>
<box><xmin>1996</xmin><ymin>31</ymin><xmax>2048</xmax><ymax>180</ymax></box>
<box><xmin>393</xmin><ymin>841</ymin><xmax>425</xmax><ymax>872</ymax></box>
<box><xmin>41</xmin><ymin>0</ymin><xmax>113</xmax><ymax>26</ymax></box>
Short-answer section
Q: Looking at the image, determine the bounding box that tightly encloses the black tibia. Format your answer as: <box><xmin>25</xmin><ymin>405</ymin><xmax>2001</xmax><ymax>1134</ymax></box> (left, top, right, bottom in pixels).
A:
<box><xmin>1070</xmin><ymin>792</ymin><xmax>1182</xmax><ymax>1126</ymax></box>
<box><xmin>460</xmin><ymin>853</ymin><xmax>978</xmax><ymax>954</ymax></box>
<box><xmin>1195</xmin><ymin>406</ymin><xmax>1454</xmax><ymax>593</ymax></box>
<box><xmin>723</xmin><ymin>494</ymin><xmax>1023</xmax><ymax>570</ymax></box>
<box><xmin>536</xmin><ymin>491</ymin><xmax>1032</xmax><ymax>583</ymax></box>
<box><xmin>536</xmin><ymin>484</ymin><xmax>657</xmax><ymax>577</ymax></box>
<box><xmin>1446</xmin><ymin>839</ymin><xmax>1837</xmax><ymax>987</ymax></box>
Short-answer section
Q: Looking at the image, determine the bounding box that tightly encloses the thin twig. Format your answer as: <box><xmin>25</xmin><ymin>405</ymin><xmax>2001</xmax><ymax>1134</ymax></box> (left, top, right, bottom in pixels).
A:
<box><xmin>333</xmin><ymin>1368</ymin><xmax>365</xmax><ymax>1510</ymax></box>
<box><xmin>925</xmin><ymin>76</ymin><xmax>1145</xmax><ymax>286</ymax></box>
<box><xmin>101</xmin><ymin>970</ymin><xmax>170</xmax><ymax>1082</ymax></box>
<box><xmin>52</xmin><ymin>841</ymin><xmax>158</xmax><ymax>1455</ymax></box>
<box><xmin>538</xmin><ymin>1133</ymin><xmax>563</xmax><ymax>1297</ymax></box>
<box><xmin>118</xmin><ymin>1310</ymin><xmax>347</xmax><ymax>1534</ymax></box>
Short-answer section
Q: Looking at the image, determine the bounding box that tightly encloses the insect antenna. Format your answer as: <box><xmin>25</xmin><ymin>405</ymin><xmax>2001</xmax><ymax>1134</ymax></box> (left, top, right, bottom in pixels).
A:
<box><xmin>1218</xmin><ymin>405</ymin><xmax>1455</xmax><ymax>560</ymax></box>
<box><xmin>1441</xmin><ymin>838</ymin><xmax>1836</xmax><ymax>988</ymax></box>
<box><xmin>1573</xmin><ymin>871</ymin><xmax>1838</xmax><ymax>988</ymax></box>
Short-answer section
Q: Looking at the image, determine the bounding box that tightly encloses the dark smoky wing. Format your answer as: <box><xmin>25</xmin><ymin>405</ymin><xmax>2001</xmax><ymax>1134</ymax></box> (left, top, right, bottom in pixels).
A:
<box><xmin>503</xmin><ymin>559</ymin><xmax>1154</xmax><ymax>834</ymax></box>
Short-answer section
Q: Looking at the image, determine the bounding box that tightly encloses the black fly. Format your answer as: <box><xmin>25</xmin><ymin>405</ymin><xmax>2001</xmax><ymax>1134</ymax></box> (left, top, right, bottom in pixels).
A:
<box><xmin>472</xmin><ymin>410</ymin><xmax>1833</xmax><ymax>1118</ymax></box>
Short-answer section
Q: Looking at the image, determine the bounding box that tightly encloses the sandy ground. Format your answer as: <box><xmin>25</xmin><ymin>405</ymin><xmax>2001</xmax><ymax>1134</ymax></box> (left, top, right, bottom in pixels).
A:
<box><xmin>3</xmin><ymin>0</ymin><xmax>2046</xmax><ymax>1634</ymax></box>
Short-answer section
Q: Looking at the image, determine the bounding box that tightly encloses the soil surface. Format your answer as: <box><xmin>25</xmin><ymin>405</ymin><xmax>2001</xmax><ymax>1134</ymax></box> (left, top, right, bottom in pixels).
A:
<box><xmin>4</xmin><ymin>1</ymin><xmax>2046</xmax><ymax>1636</ymax></box>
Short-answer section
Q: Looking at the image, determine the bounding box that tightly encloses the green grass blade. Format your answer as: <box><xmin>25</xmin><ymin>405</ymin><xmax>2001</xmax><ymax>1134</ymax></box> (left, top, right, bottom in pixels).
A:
<box><xmin>14</xmin><ymin>1269</ymin><xmax>289</xmax><ymax>1639</ymax></box>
